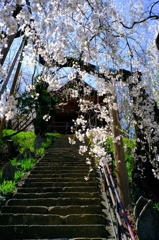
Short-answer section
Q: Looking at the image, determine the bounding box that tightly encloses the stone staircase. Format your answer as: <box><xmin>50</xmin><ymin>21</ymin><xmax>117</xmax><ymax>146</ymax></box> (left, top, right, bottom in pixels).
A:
<box><xmin>0</xmin><ymin>135</ymin><xmax>114</xmax><ymax>240</ymax></box>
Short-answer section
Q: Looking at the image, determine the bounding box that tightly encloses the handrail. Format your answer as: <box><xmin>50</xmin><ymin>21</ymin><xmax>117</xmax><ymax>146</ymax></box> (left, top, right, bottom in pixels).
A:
<box><xmin>99</xmin><ymin>158</ymin><xmax>136</xmax><ymax>240</ymax></box>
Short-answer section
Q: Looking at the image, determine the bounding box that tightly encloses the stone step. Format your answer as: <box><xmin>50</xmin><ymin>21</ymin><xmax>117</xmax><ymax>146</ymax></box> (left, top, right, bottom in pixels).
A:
<box><xmin>1</xmin><ymin>205</ymin><xmax>103</xmax><ymax>215</ymax></box>
<box><xmin>37</xmin><ymin>158</ymin><xmax>87</xmax><ymax>166</ymax></box>
<box><xmin>24</xmin><ymin>178</ymin><xmax>96</xmax><ymax>183</ymax></box>
<box><xmin>31</xmin><ymin>168</ymin><xmax>96</xmax><ymax>173</ymax></box>
<box><xmin>0</xmin><ymin>224</ymin><xmax>108</xmax><ymax>239</ymax></box>
<box><xmin>0</xmin><ymin>136</ymin><xmax>113</xmax><ymax>240</ymax></box>
<box><xmin>22</xmin><ymin>181</ymin><xmax>97</xmax><ymax>188</ymax></box>
<box><xmin>17</xmin><ymin>186</ymin><xmax>99</xmax><ymax>193</ymax></box>
<box><xmin>11</xmin><ymin>238</ymin><xmax>108</xmax><ymax>240</ymax></box>
<box><xmin>32</xmin><ymin>164</ymin><xmax>88</xmax><ymax>169</ymax></box>
<box><xmin>44</xmin><ymin>152</ymin><xmax>83</xmax><ymax>155</ymax></box>
<box><xmin>28</xmin><ymin>173</ymin><xmax>94</xmax><ymax>178</ymax></box>
<box><xmin>29</xmin><ymin>172</ymin><xmax>95</xmax><ymax>178</ymax></box>
<box><xmin>0</xmin><ymin>213</ymin><xmax>106</xmax><ymax>225</ymax></box>
<box><xmin>37</xmin><ymin>157</ymin><xmax>86</xmax><ymax>160</ymax></box>
<box><xmin>40</xmin><ymin>157</ymin><xmax>86</xmax><ymax>162</ymax></box>
<box><xmin>34</xmin><ymin>164</ymin><xmax>90</xmax><ymax>168</ymax></box>
<box><xmin>7</xmin><ymin>197</ymin><xmax>102</xmax><ymax>206</ymax></box>
<box><xmin>12</xmin><ymin>192</ymin><xmax>100</xmax><ymax>199</ymax></box>
<box><xmin>30</xmin><ymin>170</ymin><xmax>88</xmax><ymax>174</ymax></box>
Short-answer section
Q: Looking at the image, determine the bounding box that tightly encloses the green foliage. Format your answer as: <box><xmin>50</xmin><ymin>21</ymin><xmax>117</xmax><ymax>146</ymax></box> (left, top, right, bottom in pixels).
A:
<box><xmin>2</xmin><ymin>129</ymin><xmax>16</xmax><ymax>137</ymax></box>
<box><xmin>45</xmin><ymin>132</ymin><xmax>61</xmax><ymax>140</ymax></box>
<box><xmin>16</xmin><ymin>78</ymin><xmax>59</xmax><ymax>136</ymax></box>
<box><xmin>0</xmin><ymin>171</ymin><xmax>2</xmax><ymax>182</ymax></box>
<box><xmin>14</xmin><ymin>171</ymin><xmax>24</xmax><ymax>180</ymax></box>
<box><xmin>35</xmin><ymin>147</ymin><xmax>45</xmax><ymax>156</ymax></box>
<box><xmin>20</xmin><ymin>158</ymin><xmax>36</xmax><ymax>171</ymax></box>
<box><xmin>2</xmin><ymin>129</ymin><xmax>36</xmax><ymax>153</ymax></box>
<box><xmin>1</xmin><ymin>130</ymin><xmax>16</xmax><ymax>152</ymax></box>
<box><xmin>105</xmin><ymin>136</ymin><xmax>114</xmax><ymax>154</ymax></box>
<box><xmin>154</xmin><ymin>202</ymin><xmax>159</xmax><ymax>211</ymax></box>
<box><xmin>0</xmin><ymin>131</ymin><xmax>60</xmax><ymax>195</ymax></box>
<box><xmin>16</xmin><ymin>91</ymin><xmax>35</xmax><ymax>116</ymax></box>
<box><xmin>11</xmin><ymin>157</ymin><xmax>36</xmax><ymax>174</ymax></box>
<box><xmin>0</xmin><ymin>180</ymin><xmax>16</xmax><ymax>194</ymax></box>
<box><xmin>11</xmin><ymin>131</ymin><xmax>36</xmax><ymax>152</ymax></box>
<box><xmin>123</xmin><ymin>137</ymin><xmax>135</xmax><ymax>180</ymax></box>
<box><xmin>10</xmin><ymin>158</ymin><xmax>18</xmax><ymax>166</ymax></box>
<box><xmin>106</xmin><ymin>136</ymin><xmax>135</xmax><ymax>180</ymax></box>
<box><xmin>33</xmin><ymin>79</ymin><xmax>59</xmax><ymax>136</ymax></box>
<box><xmin>35</xmin><ymin>133</ymin><xmax>60</xmax><ymax>156</ymax></box>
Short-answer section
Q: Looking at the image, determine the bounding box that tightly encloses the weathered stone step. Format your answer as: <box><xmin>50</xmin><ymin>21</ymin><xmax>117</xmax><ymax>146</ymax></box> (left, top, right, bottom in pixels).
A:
<box><xmin>24</xmin><ymin>178</ymin><xmax>96</xmax><ymax>183</ymax></box>
<box><xmin>31</xmin><ymin>169</ymin><xmax>96</xmax><ymax>175</ymax></box>
<box><xmin>17</xmin><ymin>186</ymin><xmax>99</xmax><ymax>193</ymax></box>
<box><xmin>30</xmin><ymin>169</ymin><xmax>89</xmax><ymax>173</ymax></box>
<box><xmin>0</xmin><ymin>224</ymin><xmax>108</xmax><ymax>239</ymax></box>
<box><xmin>34</xmin><ymin>160</ymin><xmax>89</xmax><ymax>164</ymax></box>
<box><xmin>0</xmin><ymin>136</ymin><xmax>113</xmax><ymax>240</ymax></box>
<box><xmin>44</xmin><ymin>151</ymin><xmax>83</xmax><ymax>155</ymax></box>
<box><xmin>32</xmin><ymin>164</ymin><xmax>88</xmax><ymax>169</ymax></box>
<box><xmin>42</xmin><ymin>157</ymin><xmax>87</xmax><ymax>160</ymax></box>
<box><xmin>37</xmin><ymin>161</ymin><xmax>89</xmax><ymax>165</ymax></box>
<box><xmin>7</xmin><ymin>197</ymin><xmax>102</xmax><ymax>206</ymax></box>
<box><xmin>34</xmin><ymin>165</ymin><xmax>93</xmax><ymax>171</ymax></box>
<box><xmin>14</xmin><ymin>239</ymin><xmax>108</xmax><ymax>240</ymax></box>
<box><xmin>29</xmin><ymin>172</ymin><xmax>95</xmax><ymax>178</ymax></box>
<box><xmin>12</xmin><ymin>238</ymin><xmax>108</xmax><ymax>240</ymax></box>
<box><xmin>1</xmin><ymin>205</ymin><xmax>103</xmax><ymax>215</ymax></box>
<box><xmin>0</xmin><ymin>213</ymin><xmax>106</xmax><ymax>225</ymax></box>
<box><xmin>13</xmin><ymin>192</ymin><xmax>100</xmax><ymax>199</ymax></box>
<box><xmin>28</xmin><ymin>173</ymin><xmax>94</xmax><ymax>178</ymax></box>
<box><xmin>22</xmin><ymin>181</ymin><xmax>97</xmax><ymax>188</ymax></box>
<box><xmin>38</xmin><ymin>157</ymin><xmax>85</xmax><ymax>161</ymax></box>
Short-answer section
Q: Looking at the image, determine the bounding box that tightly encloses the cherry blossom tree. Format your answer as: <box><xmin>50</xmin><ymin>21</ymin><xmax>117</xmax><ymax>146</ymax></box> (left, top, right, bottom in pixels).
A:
<box><xmin>0</xmin><ymin>0</ymin><xmax>159</xmax><ymax>207</ymax></box>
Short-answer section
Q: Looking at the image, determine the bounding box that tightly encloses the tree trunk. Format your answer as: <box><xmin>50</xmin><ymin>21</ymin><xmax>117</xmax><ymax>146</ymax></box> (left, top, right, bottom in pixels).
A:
<box><xmin>0</xmin><ymin>38</ymin><xmax>25</xmax><ymax>98</ymax></box>
<box><xmin>0</xmin><ymin>33</ymin><xmax>16</xmax><ymax>66</ymax></box>
<box><xmin>0</xmin><ymin>39</ymin><xmax>25</xmax><ymax>138</ymax></box>
<box><xmin>109</xmin><ymin>100</ymin><xmax>131</xmax><ymax>208</ymax></box>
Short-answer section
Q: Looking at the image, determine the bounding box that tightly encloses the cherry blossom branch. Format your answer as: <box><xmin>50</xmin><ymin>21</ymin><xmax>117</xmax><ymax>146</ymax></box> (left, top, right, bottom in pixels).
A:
<box><xmin>120</xmin><ymin>15</ymin><xmax>159</xmax><ymax>29</ymax></box>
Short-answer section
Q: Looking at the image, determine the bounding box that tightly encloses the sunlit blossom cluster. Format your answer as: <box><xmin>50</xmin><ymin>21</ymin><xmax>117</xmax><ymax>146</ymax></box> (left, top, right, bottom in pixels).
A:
<box><xmin>0</xmin><ymin>94</ymin><xmax>17</xmax><ymax>120</ymax></box>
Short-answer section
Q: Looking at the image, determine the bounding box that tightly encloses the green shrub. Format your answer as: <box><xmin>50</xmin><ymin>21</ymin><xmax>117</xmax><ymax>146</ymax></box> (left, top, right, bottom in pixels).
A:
<box><xmin>0</xmin><ymin>180</ymin><xmax>16</xmax><ymax>194</ymax></box>
<box><xmin>11</xmin><ymin>158</ymin><xmax>19</xmax><ymax>166</ymax></box>
<box><xmin>154</xmin><ymin>202</ymin><xmax>159</xmax><ymax>211</ymax></box>
<box><xmin>12</xmin><ymin>131</ymin><xmax>36</xmax><ymax>152</ymax></box>
<box><xmin>35</xmin><ymin>147</ymin><xmax>45</xmax><ymax>156</ymax></box>
<box><xmin>0</xmin><ymin>171</ymin><xmax>2</xmax><ymax>182</ymax></box>
<box><xmin>2</xmin><ymin>129</ymin><xmax>16</xmax><ymax>137</ymax></box>
<box><xmin>14</xmin><ymin>171</ymin><xmax>24</xmax><ymax>180</ymax></box>
<box><xmin>0</xmin><ymin>131</ymin><xmax>60</xmax><ymax>195</ymax></box>
<box><xmin>11</xmin><ymin>158</ymin><xmax>36</xmax><ymax>171</ymax></box>
<box><xmin>20</xmin><ymin>158</ymin><xmax>36</xmax><ymax>171</ymax></box>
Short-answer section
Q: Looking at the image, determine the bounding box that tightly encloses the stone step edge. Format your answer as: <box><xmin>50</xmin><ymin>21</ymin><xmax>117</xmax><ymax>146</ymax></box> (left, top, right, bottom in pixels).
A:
<box><xmin>1</xmin><ymin>205</ymin><xmax>103</xmax><ymax>214</ymax></box>
<box><xmin>13</xmin><ymin>192</ymin><xmax>100</xmax><ymax>196</ymax></box>
<box><xmin>8</xmin><ymin>197</ymin><xmax>101</xmax><ymax>200</ymax></box>
<box><xmin>1</xmin><ymin>237</ymin><xmax>109</xmax><ymax>239</ymax></box>
<box><xmin>0</xmin><ymin>213</ymin><xmax>104</xmax><ymax>217</ymax></box>
<box><xmin>11</xmin><ymin>238</ymin><xmax>108</xmax><ymax>240</ymax></box>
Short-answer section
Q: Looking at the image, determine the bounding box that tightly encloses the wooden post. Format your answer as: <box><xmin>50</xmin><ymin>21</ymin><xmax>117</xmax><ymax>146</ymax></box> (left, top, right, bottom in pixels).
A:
<box><xmin>7</xmin><ymin>139</ymin><xmax>15</xmax><ymax>158</ymax></box>
<box><xmin>109</xmin><ymin>98</ymin><xmax>131</xmax><ymax>208</ymax></box>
